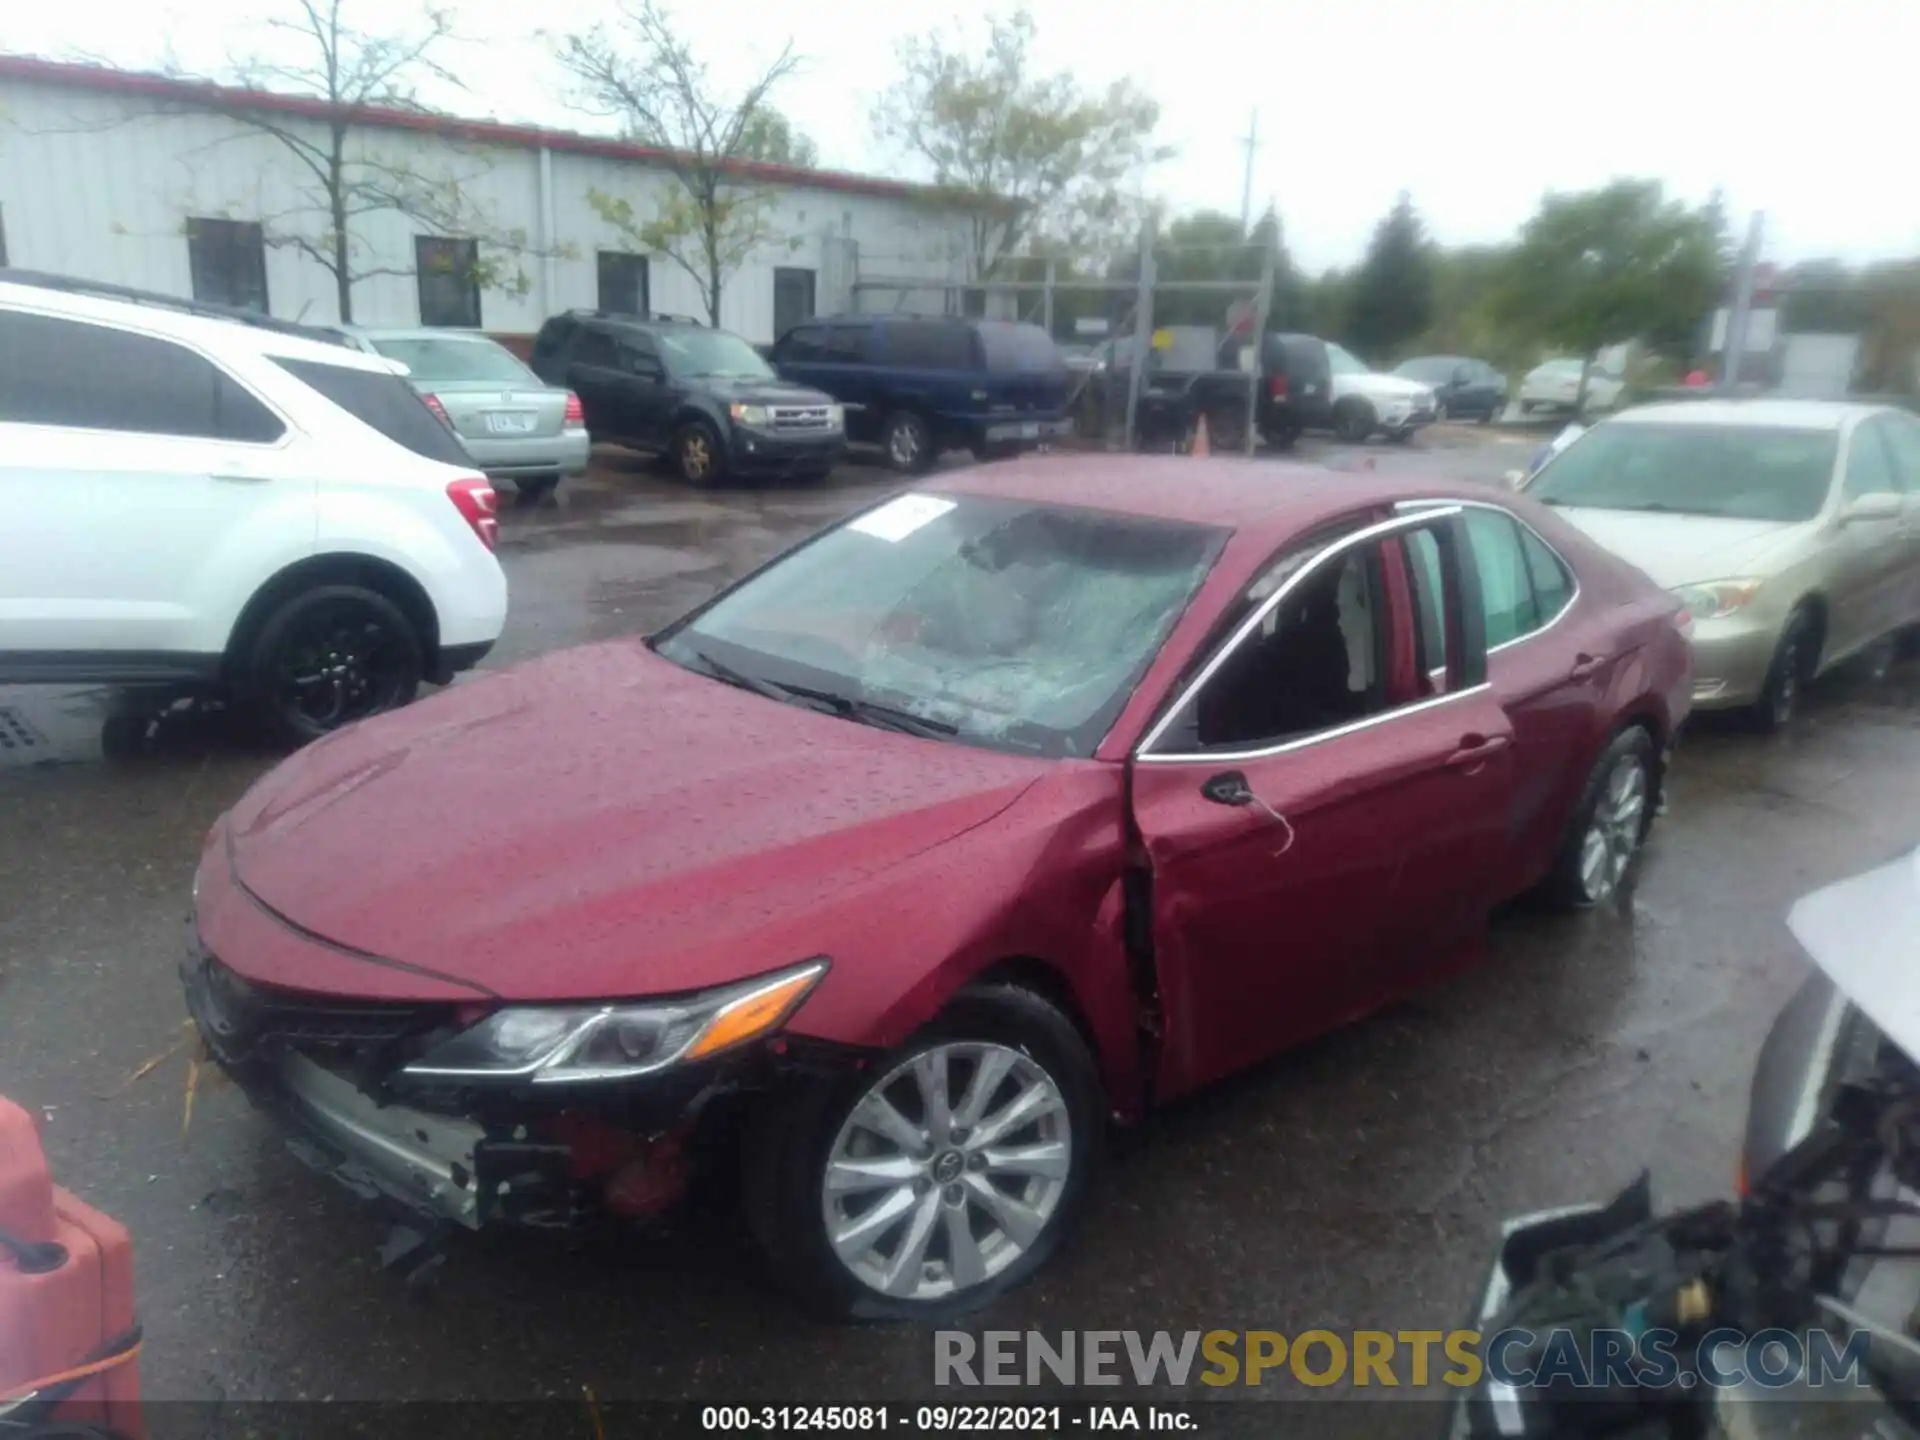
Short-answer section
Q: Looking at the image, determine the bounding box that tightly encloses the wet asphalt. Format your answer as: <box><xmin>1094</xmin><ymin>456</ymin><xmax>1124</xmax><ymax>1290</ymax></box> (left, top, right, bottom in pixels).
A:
<box><xmin>2</xmin><ymin>431</ymin><xmax>1919</xmax><ymax>1423</ymax></box>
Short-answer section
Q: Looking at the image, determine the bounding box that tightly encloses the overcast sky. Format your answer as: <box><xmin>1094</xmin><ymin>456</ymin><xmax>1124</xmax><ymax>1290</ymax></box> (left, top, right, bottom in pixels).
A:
<box><xmin>11</xmin><ymin>0</ymin><xmax>1915</xmax><ymax>273</ymax></box>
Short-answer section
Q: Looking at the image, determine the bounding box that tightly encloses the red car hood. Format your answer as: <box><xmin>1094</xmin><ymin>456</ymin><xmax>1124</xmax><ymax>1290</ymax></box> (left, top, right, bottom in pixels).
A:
<box><xmin>225</xmin><ymin>642</ymin><xmax>1045</xmax><ymax>1000</ymax></box>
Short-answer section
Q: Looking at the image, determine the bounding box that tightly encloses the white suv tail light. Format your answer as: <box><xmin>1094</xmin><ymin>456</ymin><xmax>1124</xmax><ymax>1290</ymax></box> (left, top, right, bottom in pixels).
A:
<box><xmin>446</xmin><ymin>477</ymin><xmax>498</xmax><ymax>551</ymax></box>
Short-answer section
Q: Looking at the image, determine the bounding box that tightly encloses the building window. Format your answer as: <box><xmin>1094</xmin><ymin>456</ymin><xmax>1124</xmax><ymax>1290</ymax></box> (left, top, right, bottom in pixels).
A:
<box><xmin>186</xmin><ymin>217</ymin><xmax>268</xmax><ymax>312</ymax></box>
<box><xmin>597</xmin><ymin>252</ymin><xmax>649</xmax><ymax>316</ymax></box>
<box><xmin>773</xmin><ymin>266</ymin><xmax>816</xmax><ymax>342</ymax></box>
<box><xmin>416</xmin><ymin>236</ymin><xmax>481</xmax><ymax>328</ymax></box>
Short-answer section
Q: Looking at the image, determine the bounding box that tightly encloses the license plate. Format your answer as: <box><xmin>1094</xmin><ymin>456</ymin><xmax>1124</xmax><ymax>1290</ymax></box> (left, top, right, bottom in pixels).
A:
<box><xmin>1017</xmin><ymin>422</ymin><xmax>1040</xmax><ymax>439</ymax></box>
<box><xmin>485</xmin><ymin>411</ymin><xmax>537</xmax><ymax>435</ymax></box>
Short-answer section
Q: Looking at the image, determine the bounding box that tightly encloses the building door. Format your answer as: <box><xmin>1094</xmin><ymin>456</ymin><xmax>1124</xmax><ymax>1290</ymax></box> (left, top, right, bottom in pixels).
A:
<box><xmin>773</xmin><ymin>267</ymin><xmax>816</xmax><ymax>342</ymax></box>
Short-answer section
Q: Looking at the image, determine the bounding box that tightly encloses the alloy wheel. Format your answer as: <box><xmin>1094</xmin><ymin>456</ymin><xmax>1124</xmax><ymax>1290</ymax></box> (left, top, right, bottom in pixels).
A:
<box><xmin>275</xmin><ymin>600</ymin><xmax>413</xmax><ymax>733</ymax></box>
<box><xmin>1577</xmin><ymin>754</ymin><xmax>1648</xmax><ymax>904</ymax></box>
<box><xmin>682</xmin><ymin>430</ymin><xmax>713</xmax><ymax>482</ymax></box>
<box><xmin>820</xmin><ymin>1041</ymin><xmax>1072</xmax><ymax>1302</ymax></box>
<box><xmin>889</xmin><ymin>421</ymin><xmax>921</xmax><ymax>469</ymax></box>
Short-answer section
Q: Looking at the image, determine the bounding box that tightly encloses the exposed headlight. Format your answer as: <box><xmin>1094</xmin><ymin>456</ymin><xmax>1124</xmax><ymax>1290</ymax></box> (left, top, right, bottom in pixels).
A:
<box><xmin>730</xmin><ymin>403</ymin><xmax>773</xmax><ymax>427</ymax></box>
<box><xmin>824</xmin><ymin>404</ymin><xmax>845</xmax><ymax>429</ymax></box>
<box><xmin>402</xmin><ymin>959</ymin><xmax>827</xmax><ymax>1083</ymax></box>
<box><xmin>1673</xmin><ymin>579</ymin><xmax>1764</xmax><ymax>622</ymax></box>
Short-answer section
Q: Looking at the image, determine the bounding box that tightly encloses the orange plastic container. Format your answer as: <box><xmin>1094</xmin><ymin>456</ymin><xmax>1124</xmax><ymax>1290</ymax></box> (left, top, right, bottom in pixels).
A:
<box><xmin>0</xmin><ymin>1096</ymin><xmax>141</xmax><ymax>1434</ymax></box>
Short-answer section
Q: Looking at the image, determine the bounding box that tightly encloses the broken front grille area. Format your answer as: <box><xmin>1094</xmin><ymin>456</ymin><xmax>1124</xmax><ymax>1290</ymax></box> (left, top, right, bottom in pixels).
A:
<box><xmin>189</xmin><ymin>947</ymin><xmax>455</xmax><ymax>1070</ymax></box>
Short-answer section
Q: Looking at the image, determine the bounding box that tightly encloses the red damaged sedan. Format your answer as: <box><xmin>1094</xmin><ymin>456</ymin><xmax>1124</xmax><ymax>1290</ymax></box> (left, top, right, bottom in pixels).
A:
<box><xmin>183</xmin><ymin>457</ymin><xmax>1691</xmax><ymax>1317</ymax></box>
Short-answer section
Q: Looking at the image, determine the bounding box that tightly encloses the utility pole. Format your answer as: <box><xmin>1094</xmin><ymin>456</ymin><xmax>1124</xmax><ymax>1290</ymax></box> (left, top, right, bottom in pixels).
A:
<box><xmin>1123</xmin><ymin>217</ymin><xmax>1157</xmax><ymax>452</ymax></box>
<box><xmin>1244</xmin><ymin>228</ymin><xmax>1276</xmax><ymax>456</ymax></box>
<box><xmin>1721</xmin><ymin>211</ymin><xmax>1766</xmax><ymax>395</ymax></box>
<box><xmin>1238</xmin><ymin>110</ymin><xmax>1260</xmax><ymax>234</ymax></box>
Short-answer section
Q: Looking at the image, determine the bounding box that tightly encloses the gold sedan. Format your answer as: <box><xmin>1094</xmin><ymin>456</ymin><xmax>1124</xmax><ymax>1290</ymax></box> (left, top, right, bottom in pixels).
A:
<box><xmin>1522</xmin><ymin>400</ymin><xmax>1920</xmax><ymax>730</ymax></box>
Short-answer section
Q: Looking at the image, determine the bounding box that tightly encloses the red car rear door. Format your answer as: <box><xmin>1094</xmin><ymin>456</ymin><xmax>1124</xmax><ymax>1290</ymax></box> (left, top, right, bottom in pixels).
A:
<box><xmin>1402</xmin><ymin>500</ymin><xmax>1612</xmax><ymax>900</ymax></box>
<box><xmin>1129</xmin><ymin>507</ymin><xmax>1515</xmax><ymax>1100</ymax></box>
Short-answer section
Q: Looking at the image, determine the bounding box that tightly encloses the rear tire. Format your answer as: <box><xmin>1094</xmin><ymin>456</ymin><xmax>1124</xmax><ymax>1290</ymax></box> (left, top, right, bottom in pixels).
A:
<box><xmin>513</xmin><ymin>475</ymin><xmax>560</xmax><ymax>507</ymax></box>
<box><xmin>742</xmin><ymin>982</ymin><xmax>1101</xmax><ymax>1321</ymax></box>
<box><xmin>883</xmin><ymin>411</ymin><xmax>936</xmax><ymax>474</ymax></box>
<box><xmin>1541</xmin><ymin>727</ymin><xmax>1656</xmax><ymax>910</ymax></box>
<box><xmin>243</xmin><ymin>584</ymin><xmax>424</xmax><ymax>746</ymax></box>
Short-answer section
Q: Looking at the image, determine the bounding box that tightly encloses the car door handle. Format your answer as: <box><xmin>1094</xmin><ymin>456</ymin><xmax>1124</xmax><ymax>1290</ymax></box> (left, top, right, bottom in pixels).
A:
<box><xmin>1200</xmin><ymin>771</ymin><xmax>1295</xmax><ymax>854</ymax></box>
<box><xmin>1569</xmin><ymin>651</ymin><xmax>1610</xmax><ymax>681</ymax></box>
<box><xmin>1446</xmin><ymin>733</ymin><xmax>1511</xmax><ymax>768</ymax></box>
<box><xmin>213</xmin><ymin>471</ymin><xmax>272</xmax><ymax>484</ymax></box>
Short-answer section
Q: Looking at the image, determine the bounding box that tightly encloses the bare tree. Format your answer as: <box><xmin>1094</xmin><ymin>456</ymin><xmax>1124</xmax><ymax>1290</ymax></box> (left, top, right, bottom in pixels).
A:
<box><xmin>200</xmin><ymin>0</ymin><xmax>539</xmax><ymax>322</ymax></box>
<box><xmin>556</xmin><ymin>0</ymin><xmax>807</xmax><ymax>326</ymax></box>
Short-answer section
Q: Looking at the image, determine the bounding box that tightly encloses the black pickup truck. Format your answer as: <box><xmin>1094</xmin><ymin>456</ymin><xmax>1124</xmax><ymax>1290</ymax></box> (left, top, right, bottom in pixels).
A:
<box><xmin>1087</xmin><ymin>328</ymin><xmax>1335</xmax><ymax>451</ymax></box>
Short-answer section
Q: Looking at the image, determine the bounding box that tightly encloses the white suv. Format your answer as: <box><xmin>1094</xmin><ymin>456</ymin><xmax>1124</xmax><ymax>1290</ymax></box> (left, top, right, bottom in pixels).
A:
<box><xmin>0</xmin><ymin>271</ymin><xmax>508</xmax><ymax>742</ymax></box>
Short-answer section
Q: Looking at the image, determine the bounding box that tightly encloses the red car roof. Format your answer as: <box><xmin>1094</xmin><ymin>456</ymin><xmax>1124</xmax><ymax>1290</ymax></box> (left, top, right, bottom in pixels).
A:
<box><xmin>931</xmin><ymin>454</ymin><xmax>1515</xmax><ymax>548</ymax></box>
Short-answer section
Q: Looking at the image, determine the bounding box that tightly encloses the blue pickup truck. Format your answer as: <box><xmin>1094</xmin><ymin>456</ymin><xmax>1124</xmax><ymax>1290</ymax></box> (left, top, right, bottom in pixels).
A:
<box><xmin>767</xmin><ymin>314</ymin><xmax>1074</xmax><ymax>473</ymax></box>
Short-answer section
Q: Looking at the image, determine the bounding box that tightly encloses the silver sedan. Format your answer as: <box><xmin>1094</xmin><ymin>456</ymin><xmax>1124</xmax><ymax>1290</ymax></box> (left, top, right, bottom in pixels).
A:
<box><xmin>345</xmin><ymin>329</ymin><xmax>591</xmax><ymax>503</ymax></box>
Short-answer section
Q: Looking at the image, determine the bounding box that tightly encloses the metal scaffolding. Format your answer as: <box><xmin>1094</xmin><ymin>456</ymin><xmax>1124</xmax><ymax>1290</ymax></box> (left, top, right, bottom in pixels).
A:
<box><xmin>849</xmin><ymin>220</ymin><xmax>1282</xmax><ymax>453</ymax></box>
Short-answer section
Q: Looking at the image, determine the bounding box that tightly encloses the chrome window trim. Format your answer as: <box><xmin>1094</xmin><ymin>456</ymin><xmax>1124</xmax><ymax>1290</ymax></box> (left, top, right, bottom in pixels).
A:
<box><xmin>1135</xmin><ymin>505</ymin><xmax>1467</xmax><ymax>760</ymax></box>
<box><xmin>1140</xmin><ymin>682</ymin><xmax>1491</xmax><ymax>766</ymax></box>
<box><xmin>1393</xmin><ymin>498</ymin><xmax>1581</xmax><ymax>655</ymax></box>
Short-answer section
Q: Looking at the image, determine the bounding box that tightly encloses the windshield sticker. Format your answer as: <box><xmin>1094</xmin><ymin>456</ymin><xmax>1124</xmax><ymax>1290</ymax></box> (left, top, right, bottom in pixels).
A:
<box><xmin>848</xmin><ymin>494</ymin><xmax>956</xmax><ymax>543</ymax></box>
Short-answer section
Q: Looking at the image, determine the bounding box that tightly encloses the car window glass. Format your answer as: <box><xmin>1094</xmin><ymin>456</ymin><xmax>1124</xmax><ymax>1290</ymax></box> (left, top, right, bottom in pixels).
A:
<box><xmin>1843</xmin><ymin>419</ymin><xmax>1901</xmax><ymax>499</ymax></box>
<box><xmin>977</xmin><ymin>322</ymin><xmax>1062</xmax><ymax>372</ymax></box>
<box><xmin>1403</xmin><ymin>528</ymin><xmax>1450</xmax><ymax>689</ymax></box>
<box><xmin>1326</xmin><ymin>343</ymin><xmax>1370</xmax><ymax>376</ymax></box>
<box><xmin>0</xmin><ymin>308</ymin><xmax>284</xmax><ymax>443</ymax></box>
<box><xmin>824</xmin><ymin>327</ymin><xmax>868</xmax><ymax>361</ymax></box>
<box><xmin>1528</xmin><ymin>422</ymin><xmax>1838</xmax><ymax>523</ymax></box>
<box><xmin>1880</xmin><ymin>415</ymin><xmax>1920</xmax><ymax>492</ymax></box>
<box><xmin>658</xmin><ymin>494</ymin><xmax>1226</xmax><ymax>760</ymax></box>
<box><xmin>1186</xmin><ymin>544</ymin><xmax>1391</xmax><ymax>751</ymax></box>
<box><xmin>370</xmin><ymin>337</ymin><xmax>534</xmax><ymax>384</ymax></box>
<box><xmin>883</xmin><ymin>321</ymin><xmax>976</xmax><ymax>370</ymax></box>
<box><xmin>570</xmin><ymin>330</ymin><xmax>620</xmax><ymax>368</ymax></box>
<box><xmin>781</xmin><ymin>326</ymin><xmax>828</xmax><ymax>362</ymax></box>
<box><xmin>530</xmin><ymin>319</ymin><xmax>571</xmax><ymax>362</ymax></box>
<box><xmin>1462</xmin><ymin>509</ymin><xmax>1541</xmax><ymax>647</ymax></box>
<box><xmin>269</xmin><ymin>355</ymin><xmax>470</xmax><ymax>465</ymax></box>
<box><xmin>1519</xmin><ymin>526</ymin><xmax>1575</xmax><ymax>624</ymax></box>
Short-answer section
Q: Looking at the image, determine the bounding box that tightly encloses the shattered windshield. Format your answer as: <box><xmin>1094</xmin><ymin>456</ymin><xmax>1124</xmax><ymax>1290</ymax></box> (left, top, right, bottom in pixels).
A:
<box><xmin>653</xmin><ymin>493</ymin><xmax>1227</xmax><ymax>758</ymax></box>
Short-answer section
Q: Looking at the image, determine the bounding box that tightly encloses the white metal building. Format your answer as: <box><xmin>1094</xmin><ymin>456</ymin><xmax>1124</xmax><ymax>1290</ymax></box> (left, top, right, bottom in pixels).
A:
<box><xmin>0</xmin><ymin>56</ymin><xmax>977</xmax><ymax>344</ymax></box>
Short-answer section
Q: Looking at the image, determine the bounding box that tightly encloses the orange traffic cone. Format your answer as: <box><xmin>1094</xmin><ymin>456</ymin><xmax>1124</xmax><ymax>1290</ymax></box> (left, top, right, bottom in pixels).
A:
<box><xmin>1190</xmin><ymin>412</ymin><xmax>1211</xmax><ymax>457</ymax></box>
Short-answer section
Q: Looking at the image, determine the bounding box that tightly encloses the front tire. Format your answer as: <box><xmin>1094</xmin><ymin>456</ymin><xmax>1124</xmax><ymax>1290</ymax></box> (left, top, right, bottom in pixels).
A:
<box><xmin>675</xmin><ymin>420</ymin><xmax>726</xmax><ymax>486</ymax></box>
<box><xmin>1333</xmin><ymin>400</ymin><xmax>1374</xmax><ymax>443</ymax></box>
<box><xmin>1750</xmin><ymin>609</ymin><xmax>1816</xmax><ymax>733</ymax></box>
<box><xmin>743</xmin><ymin>983</ymin><xmax>1101</xmax><ymax>1321</ymax></box>
<box><xmin>244</xmin><ymin>584</ymin><xmax>424</xmax><ymax>745</ymax></box>
<box><xmin>1542</xmin><ymin>727</ymin><xmax>1655</xmax><ymax>910</ymax></box>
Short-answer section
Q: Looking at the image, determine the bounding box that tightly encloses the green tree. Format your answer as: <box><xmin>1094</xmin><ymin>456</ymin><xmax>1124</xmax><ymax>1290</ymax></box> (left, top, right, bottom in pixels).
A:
<box><xmin>1494</xmin><ymin>178</ymin><xmax>1726</xmax><ymax>410</ymax></box>
<box><xmin>1345</xmin><ymin>192</ymin><xmax>1435</xmax><ymax>359</ymax></box>
<box><xmin>872</xmin><ymin>9</ymin><xmax>1170</xmax><ymax>278</ymax></box>
<box><xmin>557</xmin><ymin>0</ymin><xmax>807</xmax><ymax>325</ymax></box>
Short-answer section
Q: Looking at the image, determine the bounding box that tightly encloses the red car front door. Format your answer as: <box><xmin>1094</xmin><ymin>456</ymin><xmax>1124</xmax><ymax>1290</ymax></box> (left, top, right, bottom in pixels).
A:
<box><xmin>1129</xmin><ymin>508</ymin><xmax>1515</xmax><ymax>1100</ymax></box>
